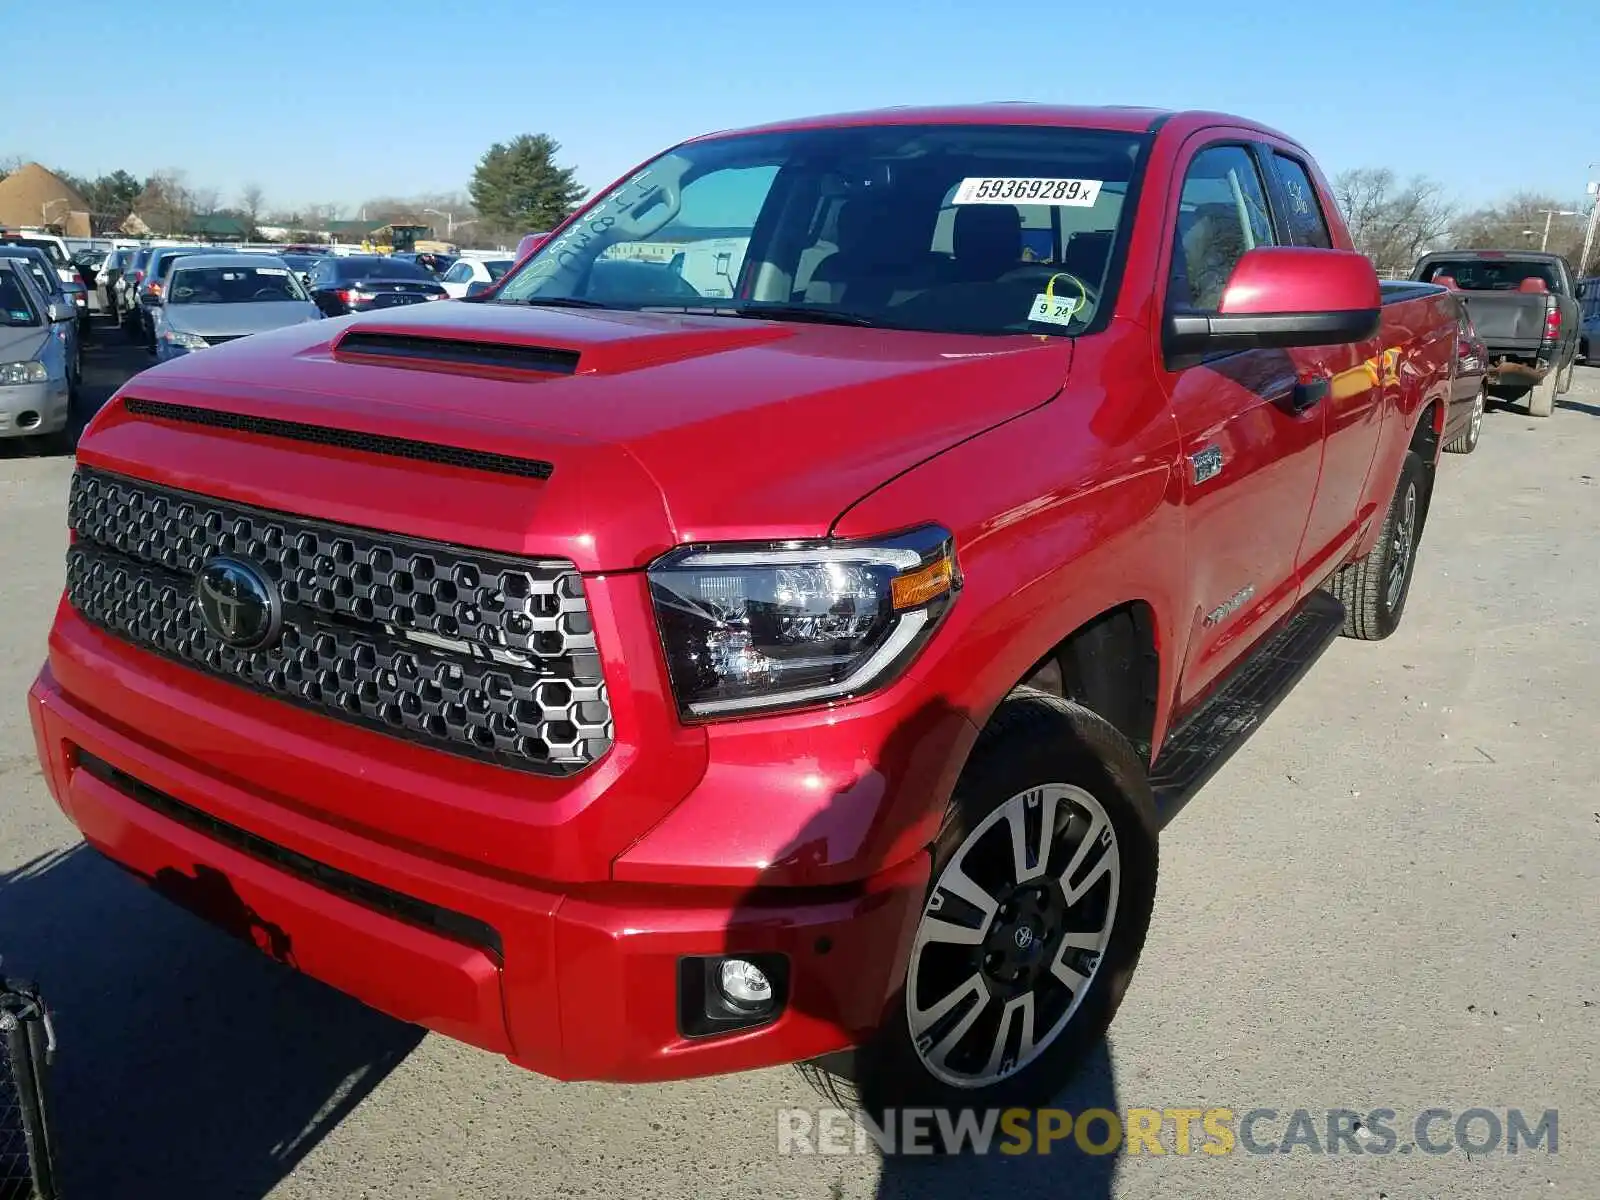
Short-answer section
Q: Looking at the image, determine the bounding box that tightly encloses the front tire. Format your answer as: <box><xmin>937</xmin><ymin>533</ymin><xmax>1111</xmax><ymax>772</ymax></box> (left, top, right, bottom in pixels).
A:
<box><xmin>1444</xmin><ymin>385</ymin><xmax>1485</xmax><ymax>454</ymax></box>
<box><xmin>847</xmin><ymin>692</ymin><xmax>1159</xmax><ymax>1126</ymax></box>
<box><xmin>1328</xmin><ymin>449</ymin><xmax>1425</xmax><ymax>640</ymax></box>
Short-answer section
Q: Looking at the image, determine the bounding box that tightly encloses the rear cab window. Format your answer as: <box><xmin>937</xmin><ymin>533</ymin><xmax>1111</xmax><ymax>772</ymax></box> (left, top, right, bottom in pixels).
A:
<box><xmin>1266</xmin><ymin>153</ymin><xmax>1333</xmax><ymax>249</ymax></box>
<box><xmin>1419</xmin><ymin>259</ymin><xmax>1560</xmax><ymax>291</ymax></box>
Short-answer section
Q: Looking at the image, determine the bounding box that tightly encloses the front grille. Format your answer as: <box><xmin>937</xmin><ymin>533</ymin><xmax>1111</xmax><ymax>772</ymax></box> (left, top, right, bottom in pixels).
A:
<box><xmin>66</xmin><ymin>467</ymin><xmax>613</xmax><ymax>775</ymax></box>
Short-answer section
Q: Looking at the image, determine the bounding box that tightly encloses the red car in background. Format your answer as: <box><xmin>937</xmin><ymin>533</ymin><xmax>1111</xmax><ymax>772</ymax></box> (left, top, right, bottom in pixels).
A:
<box><xmin>514</xmin><ymin>231</ymin><xmax>550</xmax><ymax>261</ymax></box>
<box><xmin>31</xmin><ymin>104</ymin><xmax>1458</xmax><ymax>1121</ymax></box>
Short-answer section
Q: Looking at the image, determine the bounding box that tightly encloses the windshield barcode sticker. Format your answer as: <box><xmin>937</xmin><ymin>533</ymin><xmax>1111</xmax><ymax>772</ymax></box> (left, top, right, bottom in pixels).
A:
<box><xmin>256</xmin><ymin>267</ymin><xmax>289</xmax><ymax>275</ymax></box>
<box><xmin>954</xmin><ymin>177</ymin><xmax>1103</xmax><ymax>206</ymax></box>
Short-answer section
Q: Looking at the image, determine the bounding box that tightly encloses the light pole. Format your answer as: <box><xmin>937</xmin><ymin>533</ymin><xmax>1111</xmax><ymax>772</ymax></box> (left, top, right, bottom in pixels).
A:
<box><xmin>1578</xmin><ymin>163</ymin><xmax>1600</xmax><ymax>278</ymax></box>
<box><xmin>1537</xmin><ymin>208</ymin><xmax>1580</xmax><ymax>252</ymax></box>
<box><xmin>423</xmin><ymin>208</ymin><xmax>454</xmax><ymax>237</ymax></box>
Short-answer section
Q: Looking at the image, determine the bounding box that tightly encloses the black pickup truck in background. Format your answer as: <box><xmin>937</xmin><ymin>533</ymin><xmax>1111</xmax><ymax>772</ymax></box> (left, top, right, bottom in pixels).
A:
<box><xmin>1411</xmin><ymin>250</ymin><xmax>1580</xmax><ymax>417</ymax></box>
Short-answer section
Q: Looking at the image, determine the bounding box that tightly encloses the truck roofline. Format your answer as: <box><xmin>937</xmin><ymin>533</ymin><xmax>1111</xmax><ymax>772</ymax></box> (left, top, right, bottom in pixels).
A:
<box><xmin>675</xmin><ymin>103</ymin><xmax>1302</xmax><ymax>145</ymax></box>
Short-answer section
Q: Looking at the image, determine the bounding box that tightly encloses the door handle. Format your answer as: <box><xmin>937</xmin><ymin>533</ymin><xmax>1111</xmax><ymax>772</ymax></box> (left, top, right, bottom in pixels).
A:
<box><xmin>1289</xmin><ymin>378</ymin><xmax>1328</xmax><ymax>412</ymax></box>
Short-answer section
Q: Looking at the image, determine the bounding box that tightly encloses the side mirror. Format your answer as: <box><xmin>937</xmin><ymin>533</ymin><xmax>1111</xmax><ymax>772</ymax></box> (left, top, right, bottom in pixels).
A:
<box><xmin>46</xmin><ymin>300</ymin><xmax>74</xmax><ymax>323</ymax></box>
<box><xmin>1166</xmin><ymin>247</ymin><xmax>1382</xmax><ymax>357</ymax></box>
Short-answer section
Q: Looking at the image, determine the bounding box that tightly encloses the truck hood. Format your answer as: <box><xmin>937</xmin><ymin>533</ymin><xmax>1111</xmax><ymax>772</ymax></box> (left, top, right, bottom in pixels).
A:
<box><xmin>82</xmin><ymin>302</ymin><xmax>1072</xmax><ymax>571</ymax></box>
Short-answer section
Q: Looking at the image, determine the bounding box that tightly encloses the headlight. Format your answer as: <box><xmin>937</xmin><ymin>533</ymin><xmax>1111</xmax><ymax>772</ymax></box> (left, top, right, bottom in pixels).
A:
<box><xmin>648</xmin><ymin>525</ymin><xmax>958</xmax><ymax>718</ymax></box>
<box><xmin>0</xmin><ymin>361</ymin><xmax>47</xmax><ymax>385</ymax></box>
<box><xmin>160</xmin><ymin>329</ymin><xmax>208</xmax><ymax>350</ymax></box>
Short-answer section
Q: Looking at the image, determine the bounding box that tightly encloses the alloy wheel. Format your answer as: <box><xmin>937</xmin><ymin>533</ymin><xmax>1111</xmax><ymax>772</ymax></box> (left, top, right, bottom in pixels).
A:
<box><xmin>1386</xmin><ymin>480</ymin><xmax>1417</xmax><ymax>610</ymax></box>
<box><xmin>1470</xmin><ymin>387</ymin><xmax>1485</xmax><ymax>444</ymax></box>
<box><xmin>905</xmin><ymin>783</ymin><xmax>1120</xmax><ymax>1089</ymax></box>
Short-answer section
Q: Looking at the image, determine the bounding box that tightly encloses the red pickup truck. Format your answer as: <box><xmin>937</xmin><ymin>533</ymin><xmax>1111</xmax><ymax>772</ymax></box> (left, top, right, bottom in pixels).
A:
<box><xmin>29</xmin><ymin>104</ymin><xmax>1456</xmax><ymax>1118</ymax></box>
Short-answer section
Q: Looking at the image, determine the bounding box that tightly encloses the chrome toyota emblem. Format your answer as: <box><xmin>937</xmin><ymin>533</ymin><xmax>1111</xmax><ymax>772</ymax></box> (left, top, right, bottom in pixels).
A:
<box><xmin>195</xmin><ymin>556</ymin><xmax>281</xmax><ymax>649</ymax></box>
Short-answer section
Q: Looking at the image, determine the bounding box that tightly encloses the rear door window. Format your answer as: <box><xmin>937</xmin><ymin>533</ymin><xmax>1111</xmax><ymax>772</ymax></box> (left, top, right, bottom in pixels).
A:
<box><xmin>1267</xmin><ymin>153</ymin><xmax>1333</xmax><ymax>249</ymax></box>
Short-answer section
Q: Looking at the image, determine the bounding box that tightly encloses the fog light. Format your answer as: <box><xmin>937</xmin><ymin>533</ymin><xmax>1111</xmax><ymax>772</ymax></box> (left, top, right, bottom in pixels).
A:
<box><xmin>717</xmin><ymin>958</ymin><xmax>773</xmax><ymax>1011</ymax></box>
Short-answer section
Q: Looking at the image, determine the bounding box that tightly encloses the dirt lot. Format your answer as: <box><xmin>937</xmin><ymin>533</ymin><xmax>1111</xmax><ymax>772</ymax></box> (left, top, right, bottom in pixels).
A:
<box><xmin>2</xmin><ymin>324</ymin><xmax>1596</xmax><ymax>1198</ymax></box>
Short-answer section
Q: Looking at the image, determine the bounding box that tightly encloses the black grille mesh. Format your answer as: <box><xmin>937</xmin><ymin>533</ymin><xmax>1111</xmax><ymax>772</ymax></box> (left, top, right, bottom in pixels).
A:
<box><xmin>66</xmin><ymin>468</ymin><xmax>612</xmax><ymax>774</ymax></box>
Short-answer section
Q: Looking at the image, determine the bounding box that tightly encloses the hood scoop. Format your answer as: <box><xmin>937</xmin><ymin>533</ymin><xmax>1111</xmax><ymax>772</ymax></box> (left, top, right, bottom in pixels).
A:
<box><xmin>333</xmin><ymin>329</ymin><xmax>581</xmax><ymax>377</ymax></box>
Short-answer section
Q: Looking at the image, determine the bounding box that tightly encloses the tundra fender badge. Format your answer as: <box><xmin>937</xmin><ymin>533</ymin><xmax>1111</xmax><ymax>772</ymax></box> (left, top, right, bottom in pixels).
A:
<box><xmin>1189</xmin><ymin>444</ymin><xmax>1224</xmax><ymax>484</ymax></box>
<box><xmin>1203</xmin><ymin>584</ymin><xmax>1255</xmax><ymax>628</ymax></box>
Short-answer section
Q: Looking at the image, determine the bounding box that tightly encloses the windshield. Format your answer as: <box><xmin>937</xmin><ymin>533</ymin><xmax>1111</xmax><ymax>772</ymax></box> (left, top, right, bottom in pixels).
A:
<box><xmin>0</xmin><ymin>271</ymin><xmax>41</xmax><ymax>326</ymax></box>
<box><xmin>0</xmin><ymin>236</ymin><xmax>66</xmax><ymax>266</ymax></box>
<box><xmin>339</xmin><ymin>258</ymin><xmax>430</xmax><ymax>281</ymax></box>
<box><xmin>168</xmin><ymin>264</ymin><xmax>310</xmax><ymax>304</ymax></box>
<box><xmin>0</xmin><ymin>251</ymin><xmax>57</xmax><ymax>295</ymax></box>
<box><xmin>1421</xmin><ymin>259</ymin><xmax>1560</xmax><ymax>292</ymax></box>
<box><xmin>492</xmin><ymin>123</ymin><xmax>1149</xmax><ymax>335</ymax></box>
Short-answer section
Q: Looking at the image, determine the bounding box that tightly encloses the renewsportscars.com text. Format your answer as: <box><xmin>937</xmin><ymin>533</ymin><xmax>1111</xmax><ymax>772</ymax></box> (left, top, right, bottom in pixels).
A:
<box><xmin>776</xmin><ymin>1106</ymin><xmax>1559</xmax><ymax>1157</ymax></box>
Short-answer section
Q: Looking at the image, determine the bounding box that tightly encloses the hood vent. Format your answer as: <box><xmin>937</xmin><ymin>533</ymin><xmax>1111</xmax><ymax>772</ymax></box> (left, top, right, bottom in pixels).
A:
<box><xmin>333</xmin><ymin>330</ymin><xmax>581</xmax><ymax>376</ymax></box>
<box><xmin>124</xmin><ymin>397</ymin><xmax>555</xmax><ymax>480</ymax></box>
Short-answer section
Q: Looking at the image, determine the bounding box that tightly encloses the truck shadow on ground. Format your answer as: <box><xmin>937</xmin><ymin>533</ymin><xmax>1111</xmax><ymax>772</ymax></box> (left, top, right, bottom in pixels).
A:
<box><xmin>0</xmin><ymin>842</ymin><xmax>423</xmax><ymax>1199</ymax></box>
<box><xmin>866</xmin><ymin>1039</ymin><xmax>1120</xmax><ymax>1199</ymax></box>
<box><xmin>732</xmin><ymin>697</ymin><xmax>1125</xmax><ymax>1198</ymax></box>
<box><xmin>1555</xmin><ymin>397</ymin><xmax>1600</xmax><ymax>418</ymax></box>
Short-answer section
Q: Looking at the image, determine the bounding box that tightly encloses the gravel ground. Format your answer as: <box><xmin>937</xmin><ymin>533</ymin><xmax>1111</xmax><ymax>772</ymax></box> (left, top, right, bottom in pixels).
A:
<box><xmin>2</xmin><ymin>323</ymin><xmax>1595</xmax><ymax>1199</ymax></box>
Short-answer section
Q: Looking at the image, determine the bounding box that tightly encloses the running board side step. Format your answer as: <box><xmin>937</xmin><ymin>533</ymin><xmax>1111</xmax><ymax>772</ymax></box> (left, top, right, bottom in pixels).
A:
<box><xmin>1149</xmin><ymin>590</ymin><xmax>1346</xmax><ymax>827</ymax></box>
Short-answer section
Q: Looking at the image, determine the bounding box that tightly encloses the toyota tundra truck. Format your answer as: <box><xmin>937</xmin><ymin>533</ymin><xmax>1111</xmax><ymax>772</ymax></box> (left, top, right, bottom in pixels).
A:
<box><xmin>28</xmin><ymin>105</ymin><xmax>1456</xmax><ymax>1118</ymax></box>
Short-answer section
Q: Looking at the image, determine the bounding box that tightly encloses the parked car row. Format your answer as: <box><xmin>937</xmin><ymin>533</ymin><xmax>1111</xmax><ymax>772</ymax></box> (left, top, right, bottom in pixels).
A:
<box><xmin>0</xmin><ymin>256</ymin><xmax>77</xmax><ymax>452</ymax></box>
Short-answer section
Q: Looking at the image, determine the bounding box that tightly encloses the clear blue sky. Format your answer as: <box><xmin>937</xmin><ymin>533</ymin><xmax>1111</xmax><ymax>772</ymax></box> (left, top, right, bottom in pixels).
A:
<box><xmin>19</xmin><ymin>0</ymin><xmax>1600</xmax><ymax>218</ymax></box>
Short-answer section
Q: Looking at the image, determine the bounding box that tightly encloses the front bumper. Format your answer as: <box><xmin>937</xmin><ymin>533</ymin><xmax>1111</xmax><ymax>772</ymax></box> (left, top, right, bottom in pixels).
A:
<box><xmin>0</xmin><ymin>378</ymin><xmax>69</xmax><ymax>438</ymax></box>
<box><xmin>28</xmin><ymin>655</ymin><xmax>930</xmax><ymax>1082</ymax></box>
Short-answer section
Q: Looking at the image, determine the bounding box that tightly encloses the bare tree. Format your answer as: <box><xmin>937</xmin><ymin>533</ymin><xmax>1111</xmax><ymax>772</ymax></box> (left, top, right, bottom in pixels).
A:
<box><xmin>1452</xmin><ymin>192</ymin><xmax>1590</xmax><ymax>262</ymax></box>
<box><xmin>136</xmin><ymin>169</ymin><xmax>195</xmax><ymax>235</ymax></box>
<box><xmin>190</xmin><ymin>187</ymin><xmax>221</xmax><ymax>217</ymax></box>
<box><xmin>1332</xmin><ymin>168</ymin><xmax>1456</xmax><ymax>275</ymax></box>
<box><xmin>239</xmin><ymin>183</ymin><xmax>266</xmax><ymax>235</ymax></box>
<box><xmin>303</xmin><ymin>202</ymin><xmax>344</xmax><ymax>230</ymax></box>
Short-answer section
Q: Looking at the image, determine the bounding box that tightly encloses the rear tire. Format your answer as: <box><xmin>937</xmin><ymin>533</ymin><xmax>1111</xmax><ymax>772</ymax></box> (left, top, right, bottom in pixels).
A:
<box><xmin>1555</xmin><ymin>355</ymin><xmax>1575</xmax><ymax>395</ymax></box>
<box><xmin>1528</xmin><ymin>369</ymin><xmax>1556</xmax><ymax>417</ymax></box>
<box><xmin>1327</xmin><ymin>450</ymin><xmax>1425</xmax><ymax>640</ymax></box>
<box><xmin>1444</xmin><ymin>385</ymin><xmax>1485</xmax><ymax>454</ymax></box>
<box><xmin>843</xmin><ymin>691</ymin><xmax>1159</xmax><ymax>1135</ymax></box>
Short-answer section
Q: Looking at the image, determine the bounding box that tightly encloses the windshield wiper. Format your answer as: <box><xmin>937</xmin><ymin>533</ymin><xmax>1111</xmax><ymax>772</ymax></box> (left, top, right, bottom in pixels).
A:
<box><xmin>518</xmin><ymin>296</ymin><xmax>610</xmax><ymax>309</ymax></box>
<box><xmin>732</xmin><ymin>304</ymin><xmax>878</xmax><ymax>328</ymax></box>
